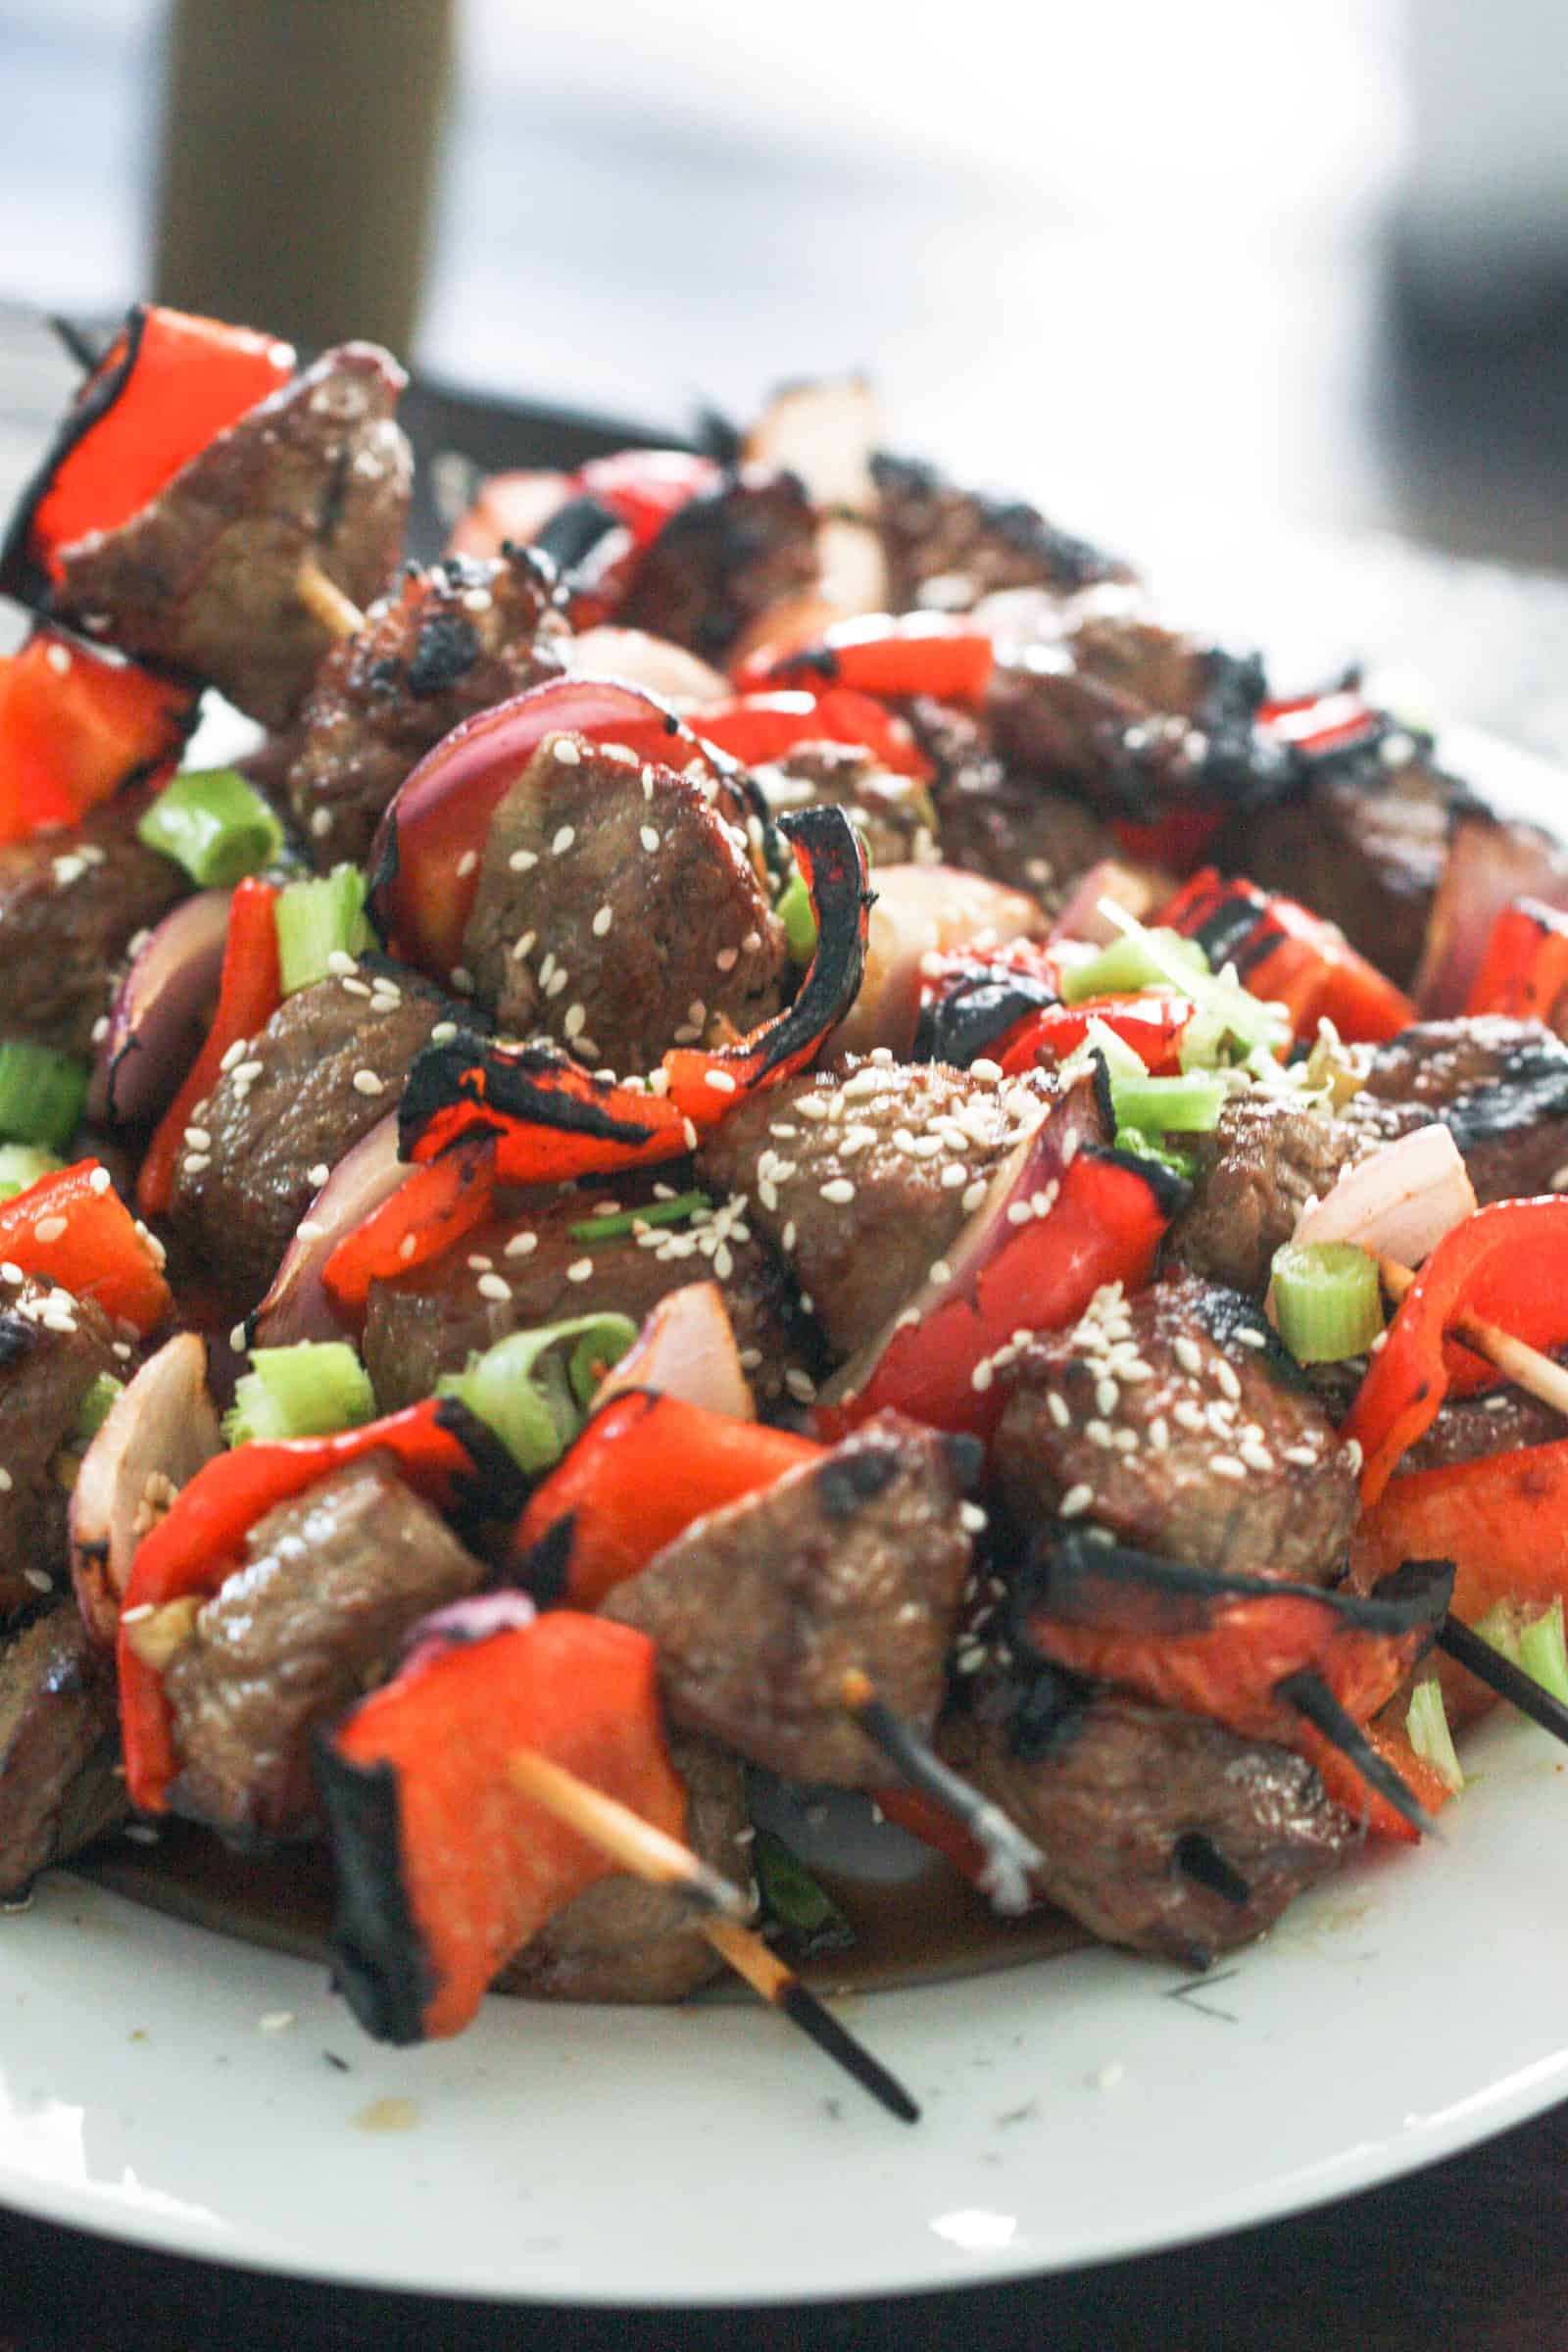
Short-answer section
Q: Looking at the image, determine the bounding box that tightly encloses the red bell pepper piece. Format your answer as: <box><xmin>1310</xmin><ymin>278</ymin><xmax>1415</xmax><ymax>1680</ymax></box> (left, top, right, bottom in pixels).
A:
<box><xmin>399</xmin><ymin>803</ymin><xmax>869</xmax><ymax>1183</ymax></box>
<box><xmin>116</xmin><ymin>1396</ymin><xmax>483</xmax><ymax>1812</ymax></box>
<box><xmin>318</xmin><ymin>1610</ymin><xmax>688</xmax><ymax>2040</ymax></box>
<box><xmin>136</xmin><ymin>876</ymin><xmax>281</xmax><ymax>1218</ymax></box>
<box><xmin>1342</xmin><ymin>1199</ymin><xmax>1568</xmax><ymax>1504</ymax></box>
<box><xmin>1109</xmin><ymin>806</ymin><xmax>1225</xmax><ymax>875</ymax></box>
<box><xmin>0</xmin><ymin>627</ymin><xmax>195</xmax><ymax>844</ymax></box>
<box><xmin>1465</xmin><ymin>898</ymin><xmax>1568</xmax><ymax>1027</ymax></box>
<box><xmin>872</xmin><ymin>1784</ymin><xmax>991</xmax><ymax>1886</ymax></box>
<box><xmin>0</xmin><ymin>1159</ymin><xmax>172</xmax><ymax>1334</ymax></box>
<box><xmin>321</xmin><ymin>1140</ymin><xmax>497</xmax><ymax>1317</ymax></box>
<box><xmin>569</xmin><ymin>687</ymin><xmax>934</xmax><ymax>784</ymax></box>
<box><xmin>734</xmin><ymin>612</ymin><xmax>997</xmax><ymax>706</ymax></box>
<box><xmin>1155</xmin><ymin>867</ymin><xmax>1414</xmax><ymax>1044</ymax></box>
<box><xmin>813</xmin><ymin>1075</ymin><xmax>1179</xmax><ymax>1445</ymax></box>
<box><xmin>995</xmin><ymin>991</ymin><xmax>1195</xmax><ymax>1078</ymax></box>
<box><xmin>1351</xmin><ymin>1437</ymin><xmax>1568</xmax><ymax>1731</ymax></box>
<box><xmin>573</xmin><ymin>449</ymin><xmax>720</xmax><ymax>549</ymax></box>
<box><xmin>1257</xmin><ymin>686</ymin><xmax>1385</xmax><ymax>762</ymax></box>
<box><xmin>511</xmin><ymin>1390</ymin><xmax>822</xmax><ymax>1607</ymax></box>
<box><xmin>1020</xmin><ymin>1542</ymin><xmax>1451</xmax><ymax>1838</ymax></box>
<box><xmin>4</xmin><ymin>305</ymin><xmax>294</xmax><ymax>600</ymax></box>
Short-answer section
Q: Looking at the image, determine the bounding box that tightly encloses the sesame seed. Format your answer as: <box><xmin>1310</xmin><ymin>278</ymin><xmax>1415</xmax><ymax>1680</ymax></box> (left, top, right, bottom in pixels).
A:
<box><xmin>505</xmin><ymin>1231</ymin><xmax>539</xmax><ymax>1257</ymax></box>
<box><xmin>971</xmin><ymin>1359</ymin><xmax>995</xmax><ymax>1393</ymax></box>
<box><xmin>551</xmin><ymin>825</ymin><xmax>576</xmax><ymax>855</ymax></box>
<box><xmin>509</xmin><ymin>848</ymin><xmax>539</xmax><ymax>872</ymax></box>
<box><xmin>308</xmin><ymin>1163</ymin><xmax>330</xmax><ymax>1190</ymax></box>
<box><xmin>781</xmin><ymin>1220</ymin><xmax>798</xmax><ymax>1252</ymax></box>
<box><xmin>566</xmin><ymin>1257</ymin><xmax>595</xmax><ymax>1283</ymax></box>
<box><xmin>1239</xmin><ymin>1442</ymin><xmax>1275</xmax><ymax>1473</ymax></box>
<box><xmin>431</xmin><ymin>1020</ymin><xmax>458</xmax><ymax>1045</ymax></box>
<box><xmin>705</xmin><ymin>1070</ymin><xmax>738</xmax><ymax>1095</ymax></box>
<box><xmin>1095</xmin><ymin>1378</ymin><xmax>1120</xmax><ymax>1417</ymax></box>
<box><xmin>592</xmin><ymin>905</ymin><xmax>613</xmax><ymax>937</ymax></box>
<box><xmin>1172</xmin><ymin>1400</ymin><xmax>1207</xmax><ymax>1433</ymax></box>
<box><xmin>90</xmin><ymin>1014</ymin><xmax>110</xmax><ymax>1045</ymax></box>
<box><xmin>31</xmin><ymin>1216</ymin><xmax>67</xmax><ymax>1245</ymax></box>
<box><xmin>714</xmin><ymin>946</ymin><xmax>739</xmax><ymax>972</ymax></box>
<box><xmin>564</xmin><ymin>1004</ymin><xmax>587</xmax><ymax>1040</ymax></box>
<box><xmin>88</xmin><ymin>1165</ymin><xmax>113</xmax><ymax>1196</ymax></box>
<box><xmin>928</xmin><ymin>1259</ymin><xmax>952</xmax><ymax>1287</ymax></box>
<box><xmin>1209</xmin><ymin>1454</ymin><xmax>1247</xmax><ymax>1482</ymax></box>
<box><xmin>820</xmin><ymin>1177</ymin><xmax>856</xmax><ymax>1204</ymax></box>
<box><xmin>1046</xmin><ymin>1392</ymin><xmax>1071</xmax><ymax>1429</ymax></box>
<box><xmin>0</xmin><ymin>1469</ymin><xmax>12</xmax><ymax>1494</ymax></box>
<box><xmin>259</xmin><ymin>2011</ymin><xmax>296</xmax><ymax>2033</ymax></box>
<box><xmin>233</xmin><ymin>1059</ymin><xmax>264</xmax><ymax>1085</ymax></box>
<box><xmin>477</xmin><ymin>1273</ymin><xmax>513</xmax><ymax>1301</ymax></box>
<box><xmin>546</xmin><ymin>967</ymin><xmax>568</xmax><ymax>999</ymax></box>
<box><xmin>1173</xmin><ymin>1336</ymin><xmax>1202</xmax><ymax>1375</ymax></box>
<box><xmin>640</xmin><ymin>825</ymin><xmax>661</xmax><ymax>853</ymax></box>
<box><xmin>1058</xmin><ymin>1484</ymin><xmax>1095</xmax><ymax>1518</ymax></box>
<box><xmin>352</xmin><ymin>1070</ymin><xmax>385</xmax><ymax>1098</ymax></box>
<box><xmin>958</xmin><ymin>1501</ymin><xmax>987</xmax><ymax>1534</ymax></box>
<box><xmin>784</xmin><ymin>1367</ymin><xmax>817</xmax><ymax>1402</ymax></box>
<box><xmin>1282</xmin><ymin>1444</ymin><xmax>1319</xmax><ymax>1467</ymax></box>
<box><xmin>961</xmin><ymin>1177</ymin><xmax>989</xmax><ymax>1213</ymax></box>
<box><xmin>1214</xmin><ymin>1360</ymin><xmax>1243</xmax><ymax>1401</ymax></box>
<box><xmin>466</xmin><ymin>1254</ymin><xmax>493</xmax><ymax>1271</ymax></box>
<box><xmin>1343</xmin><ymin>1438</ymin><xmax>1363</xmax><ymax>1472</ymax></box>
<box><xmin>295</xmin><ymin>1219</ymin><xmax>325</xmax><ymax>1242</ymax></box>
<box><xmin>971</xmin><ymin>1058</ymin><xmax>1003</xmax><ymax>1082</ymax></box>
<box><xmin>398</xmin><ymin>1235</ymin><xmax>416</xmax><ymax>1261</ymax></box>
<box><xmin>552</xmin><ymin>738</ymin><xmax>582</xmax><ymax>766</ymax></box>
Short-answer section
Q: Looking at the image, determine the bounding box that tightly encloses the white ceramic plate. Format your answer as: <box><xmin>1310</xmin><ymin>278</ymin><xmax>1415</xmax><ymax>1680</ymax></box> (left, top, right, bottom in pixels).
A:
<box><xmin>1</xmin><ymin>718</ymin><xmax>1564</xmax><ymax>2305</ymax></box>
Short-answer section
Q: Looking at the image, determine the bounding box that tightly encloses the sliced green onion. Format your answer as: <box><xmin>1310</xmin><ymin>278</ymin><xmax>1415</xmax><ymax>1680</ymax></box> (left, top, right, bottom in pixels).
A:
<box><xmin>0</xmin><ymin>1143</ymin><xmax>65</xmax><ymax>1201</ymax></box>
<box><xmin>0</xmin><ymin>1043</ymin><xmax>88</xmax><ymax>1151</ymax></box>
<box><xmin>1059</xmin><ymin>927</ymin><xmax>1208</xmax><ymax>1004</ymax></box>
<box><xmin>1472</xmin><ymin>1600</ymin><xmax>1525</xmax><ymax>1668</ymax></box>
<box><xmin>136</xmin><ymin>766</ymin><xmax>284</xmax><ymax>888</ymax></box>
<box><xmin>568</xmin><ymin>1190</ymin><xmax>711</xmax><ymax>1244</ymax></box>
<box><xmin>436</xmin><ymin>1313</ymin><xmax>638</xmax><ymax>1476</ymax></box>
<box><xmin>1405</xmin><ymin>1678</ymin><xmax>1464</xmax><ymax>1794</ymax></box>
<box><xmin>1519</xmin><ymin>1598</ymin><xmax>1568</xmax><ymax>1710</ymax></box>
<box><xmin>752</xmin><ymin>1828</ymin><xmax>855</xmax><ymax>1957</ymax></box>
<box><xmin>274</xmin><ymin>865</ymin><xmax>374</xmax><ymax>997</ymax></box>
<box><xmin>1099</xmin><ymin>901</ymin><xmax>1291</xmax><ymax>1057</ymax></box>
<box><xmin>223</xmin><ymin>1342</ymin><xmax>376</xmax><ymax>1447</ymax></box>
<box><xmin>775</xmin><ymin>867</ymin><xmax>817</xmax><ymax>966</ymax></box>
<box><xmin>1081</xmin><ymin>1015</ymin><xmax>1147</xmax><ymax>1083</ymax></box>
<box><xmin>1269</xmin><ymin>1240</ymin><xmax>1384</xmax><ymax>1364</ymax></box>
<box><xmin>73</xmin><ymin>1371</ymin><xmax>124</xmax><ymax>1446</ymax></box>
<box><xmin>1109</xmin><ymin>1070</ymin><xmax>1229</xmax><ymax>1136</ymax></box>
<box><xmin>1114</xmin><ymin>1127</ymin><xmax>1200</xmax><ymax>1185</ymax></box>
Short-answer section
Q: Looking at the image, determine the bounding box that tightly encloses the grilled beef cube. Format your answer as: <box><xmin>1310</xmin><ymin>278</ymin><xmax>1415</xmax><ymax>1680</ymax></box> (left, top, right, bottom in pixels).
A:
<box><xmin>696</xmin><ymin>1055</ymin><xmax>1054</xmax><ymax>1360</ymax></box>
<box><xmin>53</xmin><ymin>345</ymin><xmax>412</xmax><ymax>730</ymax></box>
<box><xmin>907</xmin><ymin>698</ymin><xmax>1112</xmax><ymax>907</ymax></box>
<box><xmin>1214</xmin><ymin>742</ymin><xmax>1467</xmax><ymax>992</ymax></box>
<box><xmin>169</xmin><ymin>970</ymin><xmax>443</xmax><ymax>1305</ymax></box>
<box><xmin>285</xmin><ymin>550</ymin><xmax>569</xmax><ymax>868</ymax></box>
<box><xmin>0</xmin><ymin>1603</ymin><xmax>127</xmax><ymax>1897</ymax></box>
<box><xmin>162</xmin><ymin>1452</ymin><xmax>485</xmax><ymax>1838</ymax></box>
<box><xmin>603</xmin><ymin>1411</ymin><xmax>974</xmax><ymax>1787</ymax></box>
<box><xmin>363</xmin><ymin>1191</ymin><xmax>802</xmax><ymax>1413</ymax></box>
<box><xmin>938</xmin><ymin>1664</ymin><xmax>1349</xmax><ymax>1967</ymax></box>
<box><xmin>617</xmin><ymin>467</ymin><xmax>818</xmax><ymax>662</ymax></box>
<box><xmin>758</xmin><ymin>742</ymin><xmax>938</xmax><ymax>867</ymax></box>
<box><xmin>0</xmin><ymin>1279</ymin><xmax>122</xmax><ymax>1621</ymax></box>
<box><xmin>1356</xmin><ymin>1016</ymin><xmax>1568</xmax><ymax>1201</ymax></box>
<box><xmin>0</xmin><ymin>796</ymin><xmax>185</xmax><ymax>1058</ymax></box>
<box><xmin>871</xmin><ymin>452</ymin><xmax>1130</xmax><ymax>612</ymax></box>
<box><xmin>462</xmin><ymin>735</ymin><xmax>788</xmax><ymax>1075</ymax></box>
<box><xmin>993</xmin><ymin>1272</ymin><xmax>1358</xmax><ymax>1585</ymax></box>
<box><xmin>500</xmin><ymin>1734</ymin><xmax>746</xmax><ymax>2003</ymax></box>
<box><xmin>1174</xmin><ymin>1096</ymin><xmax>1370</xmax><ymax>1298</ymax></box>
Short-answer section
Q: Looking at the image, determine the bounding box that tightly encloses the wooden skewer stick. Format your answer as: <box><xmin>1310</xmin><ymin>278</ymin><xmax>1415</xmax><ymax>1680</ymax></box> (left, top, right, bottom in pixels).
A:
<box><xmin>839</xmin><ymin>1668</ymin><xmax>1044</xmax><ymax>1915</ymax></box>
<box><xmin>506</xmin><ymin>1752</ymin><xmax>920</xmax><ymax>2126</ymax></box>
<box><xmin>1437</xmin><ymin>1618</ymin><xmax>1568</xmax><ymax>1751</ymax></box>
<box><xmin>296</xmin><ymin>555</ymin><xmax>367</xmax><ymax>642</ymax></box>
<box><xmin>1275</xmin><ymin>1667</ymin><xmax>1436</xmax><ymax>1838</ymax></box>
<box><xmin>1379</xmin><ymin>1254</ymin><xmax>1568</xmax><ymax>1424</ymax></box>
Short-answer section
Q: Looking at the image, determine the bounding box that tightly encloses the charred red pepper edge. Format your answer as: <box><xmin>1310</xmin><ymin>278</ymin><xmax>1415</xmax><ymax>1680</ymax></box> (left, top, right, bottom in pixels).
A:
<box><xmin>0</xmin><ymin>309</ymin><xmax>149</xmax><ymax>603</ymax></box>
<box><xmin>1466</xmin><ymin>898</ymin><xmax>1568</xmax><ymax>1024</ymax></box>
<box><xmin>1016</xmin><ymin>1539</ymin><xmax>1452</xmax><ymax>1646</ymax></box>
<box><xmin>912</xmin><ymin>962</ymin><xmax>1060</xmax><ymax>1068</ymax></box>
<box><xmin>398</xmin><ymin>803</ymin><xmax>870</xmax><ymax>1177</ymax></box>
<box><xmin>1156</xmin><ymin>866</ymin><xmax>1414</xmax><ymax>1044</ymax></box>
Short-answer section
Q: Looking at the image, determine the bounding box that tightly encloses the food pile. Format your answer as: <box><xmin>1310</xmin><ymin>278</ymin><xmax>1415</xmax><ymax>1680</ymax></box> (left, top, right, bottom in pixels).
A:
<box><xmin>1</xmin><ymin>309</ymin><xmax>1566</xmax><ymax>2074</ymax></box>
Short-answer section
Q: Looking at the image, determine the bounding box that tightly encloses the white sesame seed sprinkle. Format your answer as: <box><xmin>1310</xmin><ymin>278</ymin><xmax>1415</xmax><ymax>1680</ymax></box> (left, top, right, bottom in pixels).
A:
<box><xmin>352</xmin><ymin>1070</ymin><xmax>385</xmax><ymax>1098</ymax></box>
<box><xmin>1058</xmin><ymin>1483</ymin><xmax>1095</xmax><ymax>1518</ymax></box>
<box><xmin>566</xmin><ymin>1257</ymin><xmax>595</xmax><ymax>1283</ymax></box>
<box><xmin>1209</xmin><ymin>1454</ymin><xmax>1247</xmax><ymax>1482</ymax></box>
<box><xmin>551</xmin><ymin>825</ymin><xmax>576</xmax><ymax>855</ymax></box>
<box><xmin>477</xmin><ymin>1272</ymin><xmax>513</xmax><ymax>1301</ymax></box>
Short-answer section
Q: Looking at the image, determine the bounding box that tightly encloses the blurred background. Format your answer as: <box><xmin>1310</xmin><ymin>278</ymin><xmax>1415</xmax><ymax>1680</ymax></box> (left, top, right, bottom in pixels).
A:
<box><xmin>2</xmin><ymin>0</ymin><xmax>1567</xmax><ymax>755</ymax></box>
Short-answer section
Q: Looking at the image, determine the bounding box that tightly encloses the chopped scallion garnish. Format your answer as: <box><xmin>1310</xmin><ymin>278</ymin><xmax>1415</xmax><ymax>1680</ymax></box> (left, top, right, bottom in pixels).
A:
<box><xmin>136</xmin><ymin>766</ymin><xmax>284</xmax><ymax>888</ymax></box>
<box><xmin>223</xmin><ymin>1342</ymin><xmax>376</xmax><ymax>1447</ymax></box>
<box><xmin>1058</xmin><ymin>926</ymin><xmax>1208</xmax><ymax>1004</ymax></box>
<box><xmin>568</xmin><ymin>1190</ymin><xmax>711</xmax><ymax>1244</ymax></box>
<box><xmin>752</xmin><ymin>1828</ymin><xmax>856</xmax><ymax>1956</ymax></box>
<box><xmin>436</xmin><ymin>1313</ymin><xmax>638</xmax><ymax>1475</ymax></box>
<box><xmin>73</xmin><ymin>1371</ymin><xmax>123</xmax><ymax>1446</ymax></box>
<box><xmin>1109</xmin><ymin>1071</ymin><xmax>1229</xmax><ymax>1136</ymax></box>
<box><xmin>0</xmin><ymin>1043</ymin><xmax>88</xmax><ymax>1151</ymax></box>
<box><xmin>1519</xmin><ymin>1598</ymin><xmax>1568</xmax><ymax>1710</ymax></box>
<box><xmin>1269</xmin><ymin>1240</ymin><xmax>1384</xmax><ymax>1364</ymax></box>
<box><xmin>1098</xmin><ymin>900</ymin><xmax>1291</xmax><ymax>1057</ymax></box>
<box><xmin>0</xmin><ymin>1142</ymin><xmax>65</xmax><ymax>1201</ymax></box>
<box><xmin>274</xmin><ymin>865</ymin><xmax>374</xmax><ymax>997</ymax></box>
<box><xmin>1114</xmin><ymin>1127</ymin><xmax>1200</xmax><ymax>1185</ymax></box>
<box><xmin>775</xmin><ymin>866</ymin><xmax>817</xmax><ymax>966</ymax></box>
<box><xmin>1471</xmin><ymin>1600</ymin><xmax>1525</xmax><ymax>1667</ymax></box>
<box><xmin>1406</xmin><ymin>1678</ymin><xmax>1464</xmax><ymax>1794</ymax></box>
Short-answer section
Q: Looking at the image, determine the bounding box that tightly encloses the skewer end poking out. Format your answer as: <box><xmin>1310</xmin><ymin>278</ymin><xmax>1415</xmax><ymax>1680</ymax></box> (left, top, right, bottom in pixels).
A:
<box><xmin>297</xmin><ymin>556</ymin><xmax>367</xmax><ymax>642</ymax></box>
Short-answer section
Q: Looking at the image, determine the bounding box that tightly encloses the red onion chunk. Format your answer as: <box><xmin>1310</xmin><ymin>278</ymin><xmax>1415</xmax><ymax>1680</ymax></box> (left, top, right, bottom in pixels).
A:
<box><xmin>1292</xmin><ymin>1126</ymin><xmax>1477</xmax><ymax>1267</ymax></box>
<box><xmin>250</xmin><ymin>1112</ymin><xmax>403</xmax><ymax>1348</ymax></box>
<box><xmin>595</xmin><ymin>1281</ymin><xmax>756</xmax><ymax>1421</ymax></box>
<box><xmin>744</xmin><ymin>377</ymin><xmax>879</xmax><ymax>513</ymax></box>
<box><xmin>399</xmin><ymin>1591</ymin><xmax>538</xmax><ymax>1679</ymax></box>
<box><xmin>833</xmin><ymin>863</ymin><xmax>1048</xmax><ymax>1058</ymax></box>
<box><xmin>1048</xmin><ymin>858</ymin><xmax>1176</xmax><ymax>951</ymax></box>
<box><xmin>69</xmin><ymin>1332</ymin><xmax>221</xmax><ymax>1648</ymax></box>
<box><xmin>88</xmin><ymin>888</ymin><xmax>230</xmax><ymax>1127</ymax></box>
<box><xmin>1414</xmin><ymin>814</ymin><xmax>1568</xmax><ymax>1016</ymax></box>
<box><xmin>564</xmin><ymin>627</ymin><xmax>729</xmax><ymax>706</ymax></box>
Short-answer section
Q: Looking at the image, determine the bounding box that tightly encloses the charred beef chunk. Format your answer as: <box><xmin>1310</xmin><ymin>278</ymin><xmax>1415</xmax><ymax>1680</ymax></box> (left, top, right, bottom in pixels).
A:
<box><xmin>1174</xmin><ymin>1096</ymin><xmax>1370</xmax><ymax>1297</ymax></box>
<box><xmin>0</xmin><ymin>1602</ymin><xmax>127</xmax><ymax>1897</ymax></box>
<box><xmin>169</xmin><ymin>969</ymin><xmax>443</xmax><ymax>1304</ymax></box>
<box><xmin>616</xmin><ymin>466</ymin><xmax>818</xmax><ymax>661</ymax></box>
<box><xmin>1215</xmin><ymin>741</ymin><xmax>1467</xmax><ymax>992</ymax></box>
<box><xmin>696</xmin><ymin>1055</ymin><xmax>1055</xmax><ymax>1360</ymax></box>
<box><xmin>500</xmin><ymin>1734</ymin><xmax>746</xmax><ymax>2002</ymax></box>
<box><xmin>0</xmin><ymin>1279</ymin><xmax>121</xmax><ymax>1621</ymax></box>
<box><xmin>871</xmin><ymin>453</ymin><xmax>1131</xmax><ymax>611</ymax></box>
<box><xmin>604</xmin><ymin>1411</ymin><xmax>975</xmax><ymax>1786</ymax></box>
<box><xmin>938</xmin><ymin>1661</ymin><xmax>1348</xmax><ymax>1966</ymax></box>
<box><xmin>0</xmin><ymin>796</ymin><xmax>185</xmax><ymax>1058</ymax></box>
<box><xmin>757</xmin><ymin>741</ymin><xmax>939</xmax><ymax>867</ymax></box>
<box><xmin>461</xmin><ymin>735</ymin><xmax>787</xmax><ymax>1074</ymax></box>
<box><xmin>285</xmin><ymin>550</ymin><xmax>569</xmax><ymax>868</ymax></box>
<box><xmin>906</xmin><ymin>698</ymin><xmax>1113</xmax><ymax>906</ymax></box>
<box><xmin>53</xmin><ymin>344</ymin><xmax>412</xmax><ymax>729</ymax></box>
<box><xmin>993</xmin><ymin>1272</ymin><xmax>1358</xmax><ymax>1584</ymax></box>
<box><xmin>162</xmin><ymin>1452</ymin><xmax>485</xmax><ymax>1838</ymax></box>
<box><xmin>364</xmin><ymin>1190</ymin><xmax>802</xmax><ymax>1413</ymax></box>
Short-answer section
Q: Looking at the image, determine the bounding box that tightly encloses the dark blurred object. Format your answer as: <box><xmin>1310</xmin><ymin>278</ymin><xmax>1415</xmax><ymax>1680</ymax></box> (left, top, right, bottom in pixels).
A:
<box><xmin>152</xmin><ymin>0</ymin><xmax>454</xmax><ymax>355</ymax></box>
